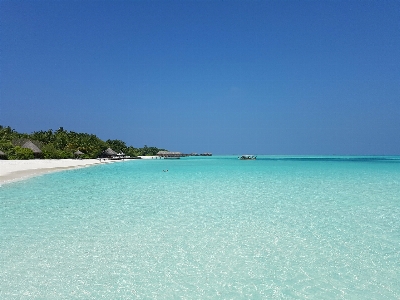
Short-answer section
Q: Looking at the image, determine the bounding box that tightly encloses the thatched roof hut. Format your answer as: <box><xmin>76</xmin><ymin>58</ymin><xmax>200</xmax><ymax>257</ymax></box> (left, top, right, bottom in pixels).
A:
<box><xmin>102</xmin><ymin>148</ymin><xmax>117</xmax><ymax>158</ymax></box>
<box><xmin>22</xmin><ymin>140</ymin><xmax>42</xmax><ymax>157</ymax></box>
<box><xmin>0</xmin><ymin>150</ymin><xmax>6</xmax><ymax>159</ymax></box>
<box><xmin>74</xmin><ymin>150</ymin><xmax>84</xmax><ymax>155</ymax></box>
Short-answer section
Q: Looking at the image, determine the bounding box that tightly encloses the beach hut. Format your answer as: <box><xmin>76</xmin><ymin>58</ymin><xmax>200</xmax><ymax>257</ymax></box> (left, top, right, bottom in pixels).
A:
<box><xmin>0</xmin><ymin>150</ymin><xmax>6</xmax><ymax>159</ymax></box>
<box><xmin>21</xmin><ymin>140</ymin><xmax>42</xmax><ymax>158</ymax></box>
<box><xmin>101</xmin><ymin>147</ymin><xmax>117</xmax><ymax>158</ymax></box>
<box><xmin>74</xmin><ymin>150</ymin><xmax>84</xmax><ymax>159</ymax></box>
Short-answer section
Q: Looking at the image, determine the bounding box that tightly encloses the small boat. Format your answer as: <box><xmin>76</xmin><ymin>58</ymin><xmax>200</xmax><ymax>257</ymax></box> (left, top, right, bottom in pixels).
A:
<box><xmin>239</xmin><ymin>155</ymin><xmax>257</xmax><ymax>160</ymax></box>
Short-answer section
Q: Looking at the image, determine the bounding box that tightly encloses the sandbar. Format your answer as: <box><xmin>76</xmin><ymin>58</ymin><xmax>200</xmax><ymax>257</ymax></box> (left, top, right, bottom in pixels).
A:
<box><xmin>0</xmin><ymin>159</ymin><xmax>110</xmax><ymax>185</ymax></box>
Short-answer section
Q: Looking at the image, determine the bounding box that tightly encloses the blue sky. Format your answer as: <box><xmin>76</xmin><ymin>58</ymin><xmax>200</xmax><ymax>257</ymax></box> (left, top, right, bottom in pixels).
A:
<box><xmin>1</xmin><ymin>0</ymin><xmax>399</xmax><ymax>155</ymax></box>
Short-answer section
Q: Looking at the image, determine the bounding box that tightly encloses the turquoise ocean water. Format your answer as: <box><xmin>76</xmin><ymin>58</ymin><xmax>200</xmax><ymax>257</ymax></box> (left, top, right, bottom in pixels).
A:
<box><xmin>1</xmin><ymin>156</ymin><xmax>400</xmax><ymax>299</ymax></box>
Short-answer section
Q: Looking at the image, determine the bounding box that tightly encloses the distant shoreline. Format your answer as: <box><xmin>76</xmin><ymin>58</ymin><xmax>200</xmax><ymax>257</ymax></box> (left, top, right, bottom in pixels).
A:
<box><xmin>0</xmin><ymin>159</ymin><xmax>118</xmax><ymax>186</ymax></box>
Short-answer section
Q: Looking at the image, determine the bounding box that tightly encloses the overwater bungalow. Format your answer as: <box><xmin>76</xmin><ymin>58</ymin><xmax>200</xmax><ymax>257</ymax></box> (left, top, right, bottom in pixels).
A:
<box><xmin>157</xmin><ymin>151</ymin><xmax>184</xmax><ymax>159</ymax></box>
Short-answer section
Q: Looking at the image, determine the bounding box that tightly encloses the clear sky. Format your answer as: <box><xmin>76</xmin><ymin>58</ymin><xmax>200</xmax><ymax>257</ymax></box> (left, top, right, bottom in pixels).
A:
<box><xmin>1</xmin><ymin>0</ymin><xmax>399</xmax><ymax>155</ymax></box>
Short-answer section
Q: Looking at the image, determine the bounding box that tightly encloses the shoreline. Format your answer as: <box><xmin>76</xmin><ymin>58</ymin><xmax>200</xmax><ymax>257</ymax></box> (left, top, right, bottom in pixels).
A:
<box><xmin>0</xmin><ymin>159</ymin><xmax>116</xmax><ymax>186</ymax></box>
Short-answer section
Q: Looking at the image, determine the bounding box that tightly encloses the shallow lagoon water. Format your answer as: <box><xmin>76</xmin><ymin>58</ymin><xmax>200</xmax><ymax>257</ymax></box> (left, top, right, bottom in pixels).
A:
<box><xmin>1</xmin><ymin>156</ymin><xmax>400</xmax><ymax>299</ymax></box>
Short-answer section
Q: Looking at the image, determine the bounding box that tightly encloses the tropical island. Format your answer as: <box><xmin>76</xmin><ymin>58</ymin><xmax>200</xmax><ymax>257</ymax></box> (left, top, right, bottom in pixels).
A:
<box><xmin>0</xmin><ymin>125</ymin><xmax>167</xmax><ymax>160</ymax></box>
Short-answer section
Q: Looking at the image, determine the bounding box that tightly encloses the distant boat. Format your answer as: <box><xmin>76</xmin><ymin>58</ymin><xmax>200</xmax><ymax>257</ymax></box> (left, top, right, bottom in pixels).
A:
<box><xmin>239</xmin><ymin>155</ymin><xmax>257</xmax><ymax>160</ymax></box>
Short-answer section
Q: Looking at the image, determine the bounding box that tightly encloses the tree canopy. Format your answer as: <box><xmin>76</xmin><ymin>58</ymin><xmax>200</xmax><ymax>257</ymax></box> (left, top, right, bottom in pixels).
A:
<box><xmin>0</xmin><ymin>125</ymin><xmax>167</xmax><ymax>160</ymax></box>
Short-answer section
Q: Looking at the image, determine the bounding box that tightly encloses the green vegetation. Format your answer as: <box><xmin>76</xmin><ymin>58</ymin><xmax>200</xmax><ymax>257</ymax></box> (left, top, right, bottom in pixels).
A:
<box><xmin>7</xmin><ymin>146</ymin><xmax>35</xmax><ymax>160</ymax></box>
<box><xmin>0</xmin><ymin>125</ymin><xmax>167</xmax><ymax>160</ymax></box>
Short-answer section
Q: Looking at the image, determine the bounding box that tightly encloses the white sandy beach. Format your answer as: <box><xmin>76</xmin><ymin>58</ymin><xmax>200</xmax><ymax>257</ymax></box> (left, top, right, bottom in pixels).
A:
<box><xmin>0</xmin><ymin>159</ymin><xmax>108</xmax><ymax>185</ymax></box>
